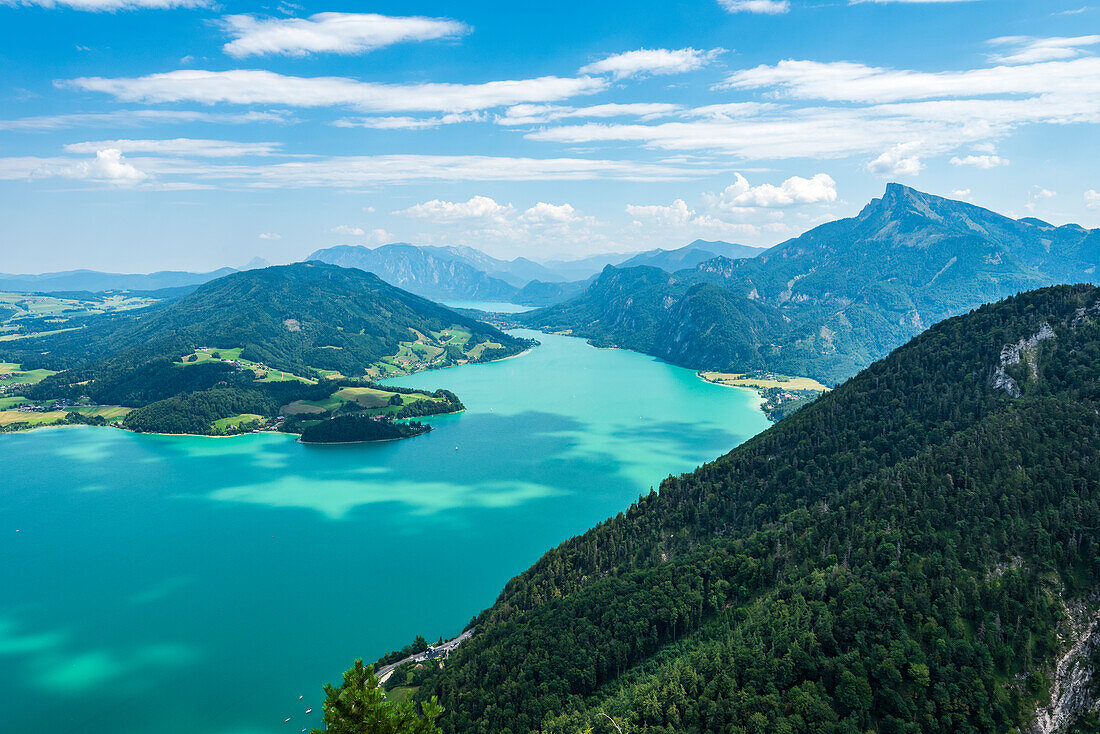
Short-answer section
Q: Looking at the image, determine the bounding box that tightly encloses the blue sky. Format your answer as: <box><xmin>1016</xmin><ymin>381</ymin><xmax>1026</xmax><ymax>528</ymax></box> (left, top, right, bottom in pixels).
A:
<box><xmin>1</xmin><ymin>0</ymin><xmax>1098</xmax><ymax>273</ymax></box>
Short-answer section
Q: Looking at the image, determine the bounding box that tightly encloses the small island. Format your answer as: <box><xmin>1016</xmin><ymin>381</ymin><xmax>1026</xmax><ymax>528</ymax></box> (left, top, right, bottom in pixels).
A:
<box><xmin>298</xmin><ymin>415</ymin><xmax>432</xmax><ymax>444</ymax></box>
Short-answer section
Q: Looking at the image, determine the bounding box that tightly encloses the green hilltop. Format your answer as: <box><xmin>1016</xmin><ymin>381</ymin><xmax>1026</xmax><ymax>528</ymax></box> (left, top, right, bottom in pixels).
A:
<box><xmin>1</xmin><ymin>262</ymin><xmax>531</xmax><ymax>437</ymax></box>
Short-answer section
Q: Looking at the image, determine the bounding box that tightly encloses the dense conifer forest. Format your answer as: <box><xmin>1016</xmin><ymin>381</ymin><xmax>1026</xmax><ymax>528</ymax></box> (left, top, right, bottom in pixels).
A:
<box><xmin>401</xmin><ymin>285</ymin><xmax>1100</xmax><ymax>733</ymax></box>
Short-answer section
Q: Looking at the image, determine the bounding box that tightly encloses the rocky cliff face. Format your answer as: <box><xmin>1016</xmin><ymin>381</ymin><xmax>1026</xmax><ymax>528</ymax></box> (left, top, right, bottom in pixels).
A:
<box><xmin>1028</xmin><ymin>598</ymin><xmax>1100</xmax><ymax>733</ymax></box>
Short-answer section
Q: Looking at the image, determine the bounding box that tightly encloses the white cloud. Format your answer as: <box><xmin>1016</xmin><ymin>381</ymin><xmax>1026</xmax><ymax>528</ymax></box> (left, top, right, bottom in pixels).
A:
<box><xmin>63</xmin><ymin>69</ymin><xmax>609</xmax><ymax>114</ymax></box>
<box><xmin>952</xmin><ymin>189</ymin><xmax>972</xmax><ymax>200</ymax></box>
<box><xmin>0</xmin><ymin>153</ymin><xmax>700</xmax><ymax>188</ymax></box>
<box><xmin>19</xmin><ymin>148</ymin><xmax>151</xmax><ymax>184</ymax></box>
<box><xmin>332</xmin><ymin>113</ymin><xmax>482</xmax><ymax>129</ymax></box>
<box><xmin>0</xmin><ymin>0</ymin><xmax>207</xmax><ymax>10</ymax></box>
<box><xmin>64</xmin><ymin>138</ymin><xmax>283</xmax><ymax>157</ymax></box>
<box><xmin>396</xmin><ymin>195</ymin><xmax>514</xmax><ymax>222</ymax></box>
<box><xmin>626</xmin><ymin>199</ymin><xmax>695</xmax><ymax>226</ymax></box>
<box><xmin>718</xmin><ymin>0</ymin><xmax>790</xmax><ymax>14</ymax></box>
<box><xmin>523</xmin><ymin>50</ymin><xmax>1100</xmax><ymax>164</ymax></box>
<box><xmin>330</xmin><ymin>225</ymin><xmax>365</xmax><ymax>236</ymax></box>
<box><xmin>1025</xmin><ymin>187</ymin><xmax>1056</xmax><ymax>213</ymax></box>
<box><xmin>579</xmin><ymin>48</ymin><xmax>722</xmax><ymax>80</ymax></box>
<box><xmin>704</xmin><ymin>172</ymin><xmax>837</xmax><ymax>210</ymax></box>
<box><xmin>718</xmin><ymin>57</ymin><xmax>1100</xmax><ymax>103</ymax></box>
<box><xmin>949</xmin><ymin>154</ymin><xmax>1008</xmax><ymax>168</ymax></box>
<box><xmin>1085</xmin><ymin>190</ymin><xmax>1100</xmax><ymax>210</ymax></box>
<box><xmin>849</xmin><ymin>0</ymin><xmax>978</xmax><ymax>3</ymax></box>
<box><xmin>625</xmin><ymin>198</ymin><xmax>768</xmax><ymax>241</ymax></box>
<box><xmin>366</xmin><ymin>229</ymin><xmax>391</xmax><ymax>244</ymax></box>
<box><xmin>987</xmin><ymin>35</ymin><xmax>1100</xmax><ymax>64</ymax></box>
<box><xmin>219</xmin><ymin>12</ymin><xmax>469</xmax><ymax>58</ymax></box>
<box><xmin>521</xmin><ymin>202</ymin><xmax>580</xmax><ymax>224</ymax></box>
<box><xmin>868</xmin><ymin>142</ymin><xmax>924</xmax><ymax>176</ymax></box>
<box><xmin>0</xmin><ymin>109</ymin><xmax>293</xmax><ymax>131</ymax></box>
<box><xmin>259</xmin><ymin>232</ymin><xmax>281</xmax><ymax>239</ymax></box>
<box><xmin>496</xmin><ymin>103</ymin><xmax>680</xmax><ymax>126</ymax></box>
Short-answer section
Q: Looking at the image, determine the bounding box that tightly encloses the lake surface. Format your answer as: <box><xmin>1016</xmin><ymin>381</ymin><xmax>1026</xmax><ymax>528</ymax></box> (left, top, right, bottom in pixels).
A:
<box><xmin>441</xmin><ymin>299</ymin><xmax>534</xmax><ymax>313</ymax></box>
<box><xmin>0</xmin><ymin>330</ymin><xmax>770</xmax><ymax>734</ymax></box>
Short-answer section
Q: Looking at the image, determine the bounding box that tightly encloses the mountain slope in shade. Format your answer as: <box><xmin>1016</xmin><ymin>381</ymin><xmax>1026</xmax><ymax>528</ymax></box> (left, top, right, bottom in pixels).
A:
<box><xmin>525</xmin><ymin>185</ymin><xmax>1100</xmax><ymax>384</ymax></box>
<box><xmin>412</xmin><ymin>284</ymin><xmax>1100</xmax><ymax>734</ymax></box>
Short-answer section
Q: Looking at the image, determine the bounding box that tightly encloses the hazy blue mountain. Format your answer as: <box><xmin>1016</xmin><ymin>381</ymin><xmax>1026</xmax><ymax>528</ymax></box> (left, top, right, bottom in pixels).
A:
<box><xmin>619</xmin><ymin>240</ymin><xmax>765</xmax><ymax>272</ymax></box>
<box><xmin>536</xmin><ymin>253</ymin><xmax>634</xmax><ymax>281</ymax></box>
<box><xmin>306</xmin><ymin>244</ymin><xmax>520</xmax><ymax>302</ymax></box>
<box><xmin>430</xmin><ymin>246</ymin><xmax>565</xmax><ymax>286</ymax></box>
<box><xmin>523</xmin><ymin>184</ymin><xmax>1100</xmax><ymax>384</ymax></box>
<box><xmin>0</xmin><ymin>267</ymin><xmax>238</xmax><ymax>293</ymax></box>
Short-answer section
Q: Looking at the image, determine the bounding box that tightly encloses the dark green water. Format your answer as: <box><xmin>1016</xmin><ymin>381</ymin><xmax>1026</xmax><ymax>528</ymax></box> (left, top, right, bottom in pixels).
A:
<box><xmin>0</xmin><ymin>331</ymin><xmax>770</xmax><ymax>734</ymax></box>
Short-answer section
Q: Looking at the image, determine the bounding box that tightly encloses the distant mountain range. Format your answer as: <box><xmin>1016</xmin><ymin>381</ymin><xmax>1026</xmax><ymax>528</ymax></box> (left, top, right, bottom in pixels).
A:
<box><xmin>307</xmin><ymin>240</ymin><xmax>761</xmax><ymax>306</ymax></box>
<box><xmin>0</xmin><ymin>267</ymin><xmax>239</xmax><ymax>294</ymax></box>
<box><xmin>619</xmin><ymin>240</ymin><xmax>765</xmax><ymax>271</ymax></box>
<box><xmin>523</xmin><ymin>184</ymin><xmax>1100</xmax><ymax>384</ymax></box>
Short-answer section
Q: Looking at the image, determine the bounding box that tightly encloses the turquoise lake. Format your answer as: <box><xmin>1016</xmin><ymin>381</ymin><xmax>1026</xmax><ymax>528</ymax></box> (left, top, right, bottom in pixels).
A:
<box><xmin>0</xmin><ymin>330</ymin><xmax>771</xmax><ymax>734</ymax></box>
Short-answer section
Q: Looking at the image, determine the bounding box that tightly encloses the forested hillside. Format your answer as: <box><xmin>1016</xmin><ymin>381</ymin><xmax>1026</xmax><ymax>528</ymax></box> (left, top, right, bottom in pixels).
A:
<box><xmin>524</xmin><ymin>185</ymin><xmax>1100</xmax><ymax>385</ymax></box>
<box><xmin>411</xmin><ymin>284</ymin><xmax>1100</xmax><ymax>733</ymax></box>
<box><xmin>1</xmin><ymin>263</ymin><xmax>529</xmax><ymax>435</ymax></box>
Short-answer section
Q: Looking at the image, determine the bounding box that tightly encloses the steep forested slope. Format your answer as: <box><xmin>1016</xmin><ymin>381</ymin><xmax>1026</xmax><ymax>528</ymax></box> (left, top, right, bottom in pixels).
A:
<box><xmin>524</xmin><ymin>185</ymin><xmax>1100</xmax><ymax>384</ymax></box>
<box><xmin>412</xmin><ymin>285</ymin><xmax>1100</xmax><ymax>733</ymax></box>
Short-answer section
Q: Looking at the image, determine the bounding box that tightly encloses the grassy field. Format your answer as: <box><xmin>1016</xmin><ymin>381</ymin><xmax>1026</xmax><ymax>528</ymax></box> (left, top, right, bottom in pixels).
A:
<box><xmin>70</xmin><ymin>405</ymin><xmax>131</xmax><ymax>421</ymax></box>
<box><xmin>0</xmin><ymin>363</ymin><xmax>57</xmax><ymax>385</ymax></box>
<box><xmin>280</xmin><ymin>386</ymin><xmax>439</xmax><ymax>418</ymax></box>
<box><xmin>176</xmin><ymin>347</ymin><xmax>315</xmax><ymax>384</ymax></box>
<box><xmin>0</xmin><ymin>396</ymin><xmax>29</xmax><ymax>409</ymax></box>
<box><xmin>699</xmin><ymin>372</ymin><xmax>830</xmax><ymax>392</ymax></box>
<box><xmin>0</xmin><ymin>410</ymin><xmax>67</xmax><ymax>427</ymax></box>
<box><xmin>211</xmin><ymin>413</ymin><xmax>264</xmax><ymax>431</ymax></box>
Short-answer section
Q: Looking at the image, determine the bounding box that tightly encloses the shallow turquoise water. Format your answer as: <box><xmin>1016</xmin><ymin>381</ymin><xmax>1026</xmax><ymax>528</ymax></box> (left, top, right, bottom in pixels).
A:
<box><xmin>0</xmin><ymin>331</ymin><xmax>770</xmax><ymax>734</ymax></box>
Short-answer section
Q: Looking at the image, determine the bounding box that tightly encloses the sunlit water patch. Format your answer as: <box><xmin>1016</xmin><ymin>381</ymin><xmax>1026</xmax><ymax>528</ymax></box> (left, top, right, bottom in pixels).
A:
<box><xmin>0</xmin><ymin>330</ymin><xmax>769</xmax><ymax>734</ymax></box>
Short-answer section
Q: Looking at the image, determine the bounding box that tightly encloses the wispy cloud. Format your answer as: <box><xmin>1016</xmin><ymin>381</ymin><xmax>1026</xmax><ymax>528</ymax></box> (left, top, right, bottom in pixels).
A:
<box><xmin>718</xmin><ymin>0</ymin><xmax>789</xmax><ymax>14</ymax></box>
<box><xmin>579</xmin><ymin>48</ymin><xmax>723</xmax><ymax>79</ymax></box>
<box><xmin>0</xmin><ymin>0</ymin><xmax>207</xmax><ymax>10</ymax></box>
<box><xmin>219</xmin><ymin>12</ymin><xmax>469</xmax><ymax>58</ymax></box>
<box><xmin>849</xmin><ymin>0</ymin><xmax>977</xmax><ymax>4</ymax></box>
<box><xmin>332</xmin><ymin>113</ymin><xmax>483</xmax><ymax>129</ymax></box>
<box><xmin>62</xmin><ymin>70</ymin><xmax>609</xmax><ymax>114</ymax></box>
<box><xmin>949</xmin><ymin>154</ymin><xmax>1009</xmax><ymax>168</ymax></box>
<box><xmin>0</xmin><ymin>109</ymin><xmax>293</xmax><ymax>131</ymax></box>
<box><xmin>986</xmin><ymin>35</ymin><xmax>1100</xmax><ymax>64</ymax></box>
<box><xmin>0</xmin><ymin>153</ymin><xmax>704</xmax><ymax>189</ymax></box>
<box><xmin>496</xmin><ymin>103</ymin><xmax>680</xmax><ymax>126</ymax></box>
<box><xmin>63</xmin><ymin>138</ymin><xmax>284</xmax><ymax>157</ymax></box>
<box><xmin>717</xmin><ymin>57</ymin><xmax>1100</xmax><ymax>103</ymax></box>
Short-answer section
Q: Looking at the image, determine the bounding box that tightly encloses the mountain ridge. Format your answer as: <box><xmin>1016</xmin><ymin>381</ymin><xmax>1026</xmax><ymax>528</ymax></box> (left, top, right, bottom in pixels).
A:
<box><xmin>523</xmin><ymin>184</ymin><xmax>1100</xmax><ymax>384</ymax></box>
